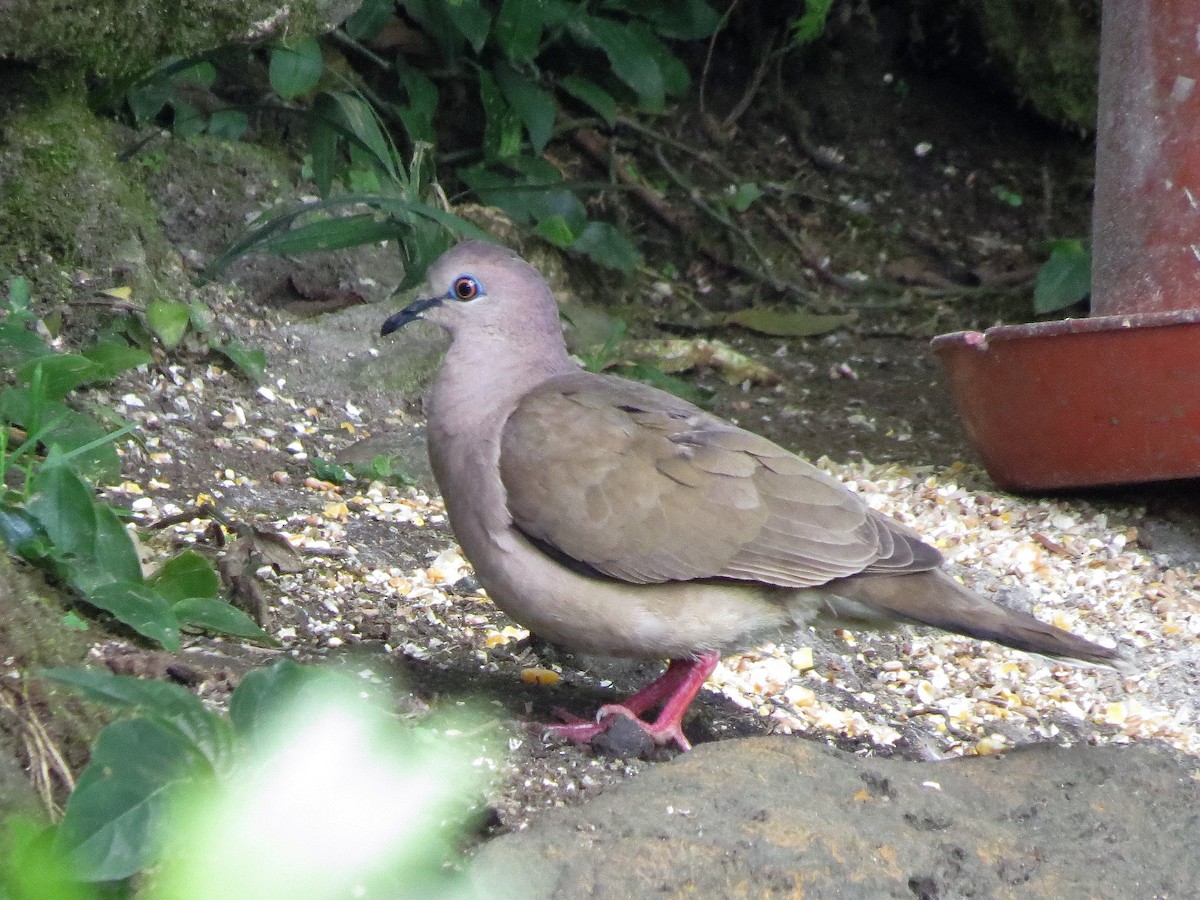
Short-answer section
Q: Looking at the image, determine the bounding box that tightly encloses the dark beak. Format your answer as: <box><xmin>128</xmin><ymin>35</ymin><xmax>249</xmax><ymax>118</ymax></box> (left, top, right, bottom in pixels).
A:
<box><xmin>380</xmin><ymin>294</ymin><xmax>445</xmax><ymax>336</ymax></box>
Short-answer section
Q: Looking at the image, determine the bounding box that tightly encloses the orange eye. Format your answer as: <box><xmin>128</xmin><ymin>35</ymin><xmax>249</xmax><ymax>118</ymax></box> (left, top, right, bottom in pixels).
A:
<box><xmin>452</xmin><ymin>276</ymin><xmax>480</xmax><ymax>301</ymax></box>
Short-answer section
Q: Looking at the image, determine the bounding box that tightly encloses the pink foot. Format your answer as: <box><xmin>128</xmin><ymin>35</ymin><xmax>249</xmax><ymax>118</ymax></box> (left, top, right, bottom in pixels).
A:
<box><xmin>543</xmin><ymin>651</ymin><xmax>720</xmax><ymax>752</ymax></box>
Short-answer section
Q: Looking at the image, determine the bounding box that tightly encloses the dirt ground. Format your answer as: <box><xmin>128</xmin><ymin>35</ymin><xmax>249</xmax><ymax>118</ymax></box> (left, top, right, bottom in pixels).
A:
<box><xmin>10</xmin><ymin>39</ymin><xmax>1200</xmax><ymax>846</ymax></box>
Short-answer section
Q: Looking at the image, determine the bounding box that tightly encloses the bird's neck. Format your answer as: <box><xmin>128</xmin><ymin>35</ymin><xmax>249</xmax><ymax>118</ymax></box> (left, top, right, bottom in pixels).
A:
<box><xmin>429</xmin><ymin>335</ymin><xmax>575</xmax><ymax>444</ymax></box>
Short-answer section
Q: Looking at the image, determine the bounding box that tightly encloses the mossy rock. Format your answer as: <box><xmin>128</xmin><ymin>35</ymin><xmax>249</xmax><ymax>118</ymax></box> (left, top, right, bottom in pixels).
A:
<box><xmin>0</xmin><ymin>555</ymin><xmax>110</xmax><ymax>816</ymax></box>
<box><xmin>0</xmin><ymin>0</ymin><xmax>348</xmax><ymax>79</ymax></box>
<box><xmin>911</xmin><ymin>0</ymin><xmax>1100</xmax><ymax>133</ymax></box>
<box><xmin>0</xmin><ymin>83</ymin><xmax>174</xmax><ymax>303</ymax></box>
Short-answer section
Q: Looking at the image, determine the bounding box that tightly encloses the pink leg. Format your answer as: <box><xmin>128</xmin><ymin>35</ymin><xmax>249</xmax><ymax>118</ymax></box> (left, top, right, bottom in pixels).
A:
<box><xmin>545</xmin><ymin>651</ymin><xmax>720</xmax><ymax>752</ymax></box>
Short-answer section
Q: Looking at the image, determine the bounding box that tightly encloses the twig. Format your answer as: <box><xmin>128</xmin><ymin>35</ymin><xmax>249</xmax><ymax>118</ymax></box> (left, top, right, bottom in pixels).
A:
<box><xmin>719</xmin><ymin>30</ymin><xmax>778</xmax><ymax>132</ymax></box>
<box><xmin>651</xmin><ymin>145</ymin><xmax>794</xmax><ymax>295</ymax></box>
<box><xmin>698</xmin><ymin>0</ymin><xmax>743</xmax><ymax>123</ymax></box>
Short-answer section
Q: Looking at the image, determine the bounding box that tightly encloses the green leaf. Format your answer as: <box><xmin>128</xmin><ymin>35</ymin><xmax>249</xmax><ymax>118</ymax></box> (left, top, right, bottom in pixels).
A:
<box><xmin>81</xmin><ymin>340</ymin><xmax>152</xmax><ymax>378</ymax></box>
<box><xmin>311</xmin><ymin>456</ymin><xmax>351</xmax><ymax>483</ymax></box>
<box><xmin>173</xmin><ymin>597</ymin><xmax>270</xmax><ymax>641</ymax></box>
<box><xmin>0</xmin><ymin>322</ymin><xmax>51</xmax><ymax>369</ymax></box>
<box><xmin>55</xmin><ymin>718</ymin><xmax>210</xmax><ymax>881</ymax></box>
<box><xmin>441</xmin><ymin>0</ymin><xmax>493</xmax><ymax>53</ymax></box>
<box><xmin>228</xmin><ymin>659</ymin><xmax>332</xmax><ymax>738</ymax></box>
<box><xmin>496</xmin><ymin>0</ymin><xmax>546</xmax><ymax>62</ymax></box>
<box><xmin>269</xmin><ymin>37</ymin><xmax>323</xmax><ymax>100</ymax></box>
<box><xmin>724</xmin><ymin>307</ymin><xmax>856</xmax><ymax>337</ymax></box>
<box><xmin>479</xmin><ymin>69</ymin><xmax>524</xmax><ymax>160</ymax></box>
<box><xmin>573</xmin><ymin>15</ymin><xmax>665</xmax><ymax>110</ymax></box>
<box><xmin>146</xmin><ymin>299</ymin><xmax>192</xmax><ymax>349</ymax></box>
<box><xmin>570</xmin><ymin>221</ymin><xmax>642</xmax><ymax>273</ymax></box>
<box><xmin>727</xmin><ymin>182</ymin><xmax>762</xmax><ymax>213</ymax></box>
<box><xmin>344</xmin><ymin>0</ymin><xmax>395</xmax><ymax>41</ymax></box>
<box><xmin>612</xmin><ymin>0</ymin><xmax>721</xmax><ymax>39</ymax></box>
<box><xmin>17</xmin><ymin>355</ymin><xmax>100</xmax><ymax>401</ymax></box>
<box><xmin>27</xmin><ymin>459</ymin><xmax>142</xmax><ymax>590</ymax></box>
<box><xmin>214</xmin><ymin>341</ymin><xmax>266</xmax><ymax>382</ymax></box>
<box><xmin>41</xmin><ymin>667</ymin><xmax>233</xmax><ymax>767</ymax></box>
<box><xmin>147</xmin><ymin>549</ymin><xmax>219</xmax><ymax>603</ymax></box>
<box><xmin>310</xmin><ymin>118</ymin><xmax>337</xmax><ymax>196</ymax></box>
<box><xmin>397</xmin><ymin>60</ymin><xmax>438</xmax><ymax>117</ymax></box>
<box><xmin>312</xmin><ymin>92</ymin><xmax>398</xmax><ymax>184</ymax></box>
<box><xmin>85</xmin><ymin>582</ymin><xmax>181</xmax><ymax>651</ymax></box>
<box><xmin>628</xmin><ymin>22</ymin><xmax>690</xmax><ymax>98</ymax></box>
<box><xmin>496</xmin><ymin>66</ymin><xmax>557</xmax><ymax>153</ymax></box>
<box><xmin>534</xmin><ymin>214</ymin><xmax>577</xmax><ymax>247</ymax></box>
<box><xmin>254</xmin><ymin>213</ymin><xmax>400</xmax><ymax>255</ymax></box>
<box><xmin>1034</xmin><ymin>239</ymin><xmax>1091</xmax><ymax>314</ymax></box>
<box><xmin>0</xmin><ymin>505</ymin><xmax>47</xmax><ymax>562</ymax></box>
<box><xmin>558</xmin><ymin>74</ymin><xmax>618</xmax><ymax>124</ymax></box>
<box><xmin>460</xmin><ymin>158</ymin><xmax>587</xmax><ymax>229</ymax></box>
<box><xmin>206</xmin><ymin>109</ymin><xmax>248</xmax><ymax>141</ymax></box>
<box><xmin>789</xmin><ymin>0</ymin><xmax>834</xmax><ymax>47</ymax></box>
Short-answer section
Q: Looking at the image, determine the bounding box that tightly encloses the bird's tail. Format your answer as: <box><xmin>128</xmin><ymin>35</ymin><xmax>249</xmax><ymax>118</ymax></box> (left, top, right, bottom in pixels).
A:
<box><xmin>814</xmin><ymin>569</ymin><xmax>1127</xmax><ymax>670</ymax></box>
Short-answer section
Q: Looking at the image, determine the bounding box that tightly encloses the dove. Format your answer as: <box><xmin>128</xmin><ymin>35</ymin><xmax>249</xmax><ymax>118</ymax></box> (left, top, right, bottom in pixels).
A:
<box><xmin>381</xmin><ymin>241</ymin><xmax>1123</xmax><ymax>751</ymax></box>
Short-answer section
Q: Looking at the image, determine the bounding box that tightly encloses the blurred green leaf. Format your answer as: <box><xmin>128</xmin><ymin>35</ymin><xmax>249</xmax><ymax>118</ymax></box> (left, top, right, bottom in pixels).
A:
<box><xmin>789</xmin><ymin>0</ymin><xmax>833</xmax><ymax>47</ymax></box>
<box><xmin>215</xmin><ymin>341</ymin><xmax>266</xmax><ymax>382</ymax></box>
<box><xmin>253</xmin><ymin>213</ymin><xmax>399</xmax><ymax>255</ymax></box>
<box><xmin>1034</xmin><ymin>239</ymin><xmax>1091</xmax><ymax>314</ymax></box>
<box><xmin>724</xmin><ymin>307</ymin><xmax>856</xmax><ymax>337</ymax></box>
<box><xmin>496</xmin><ymin>65</ymin><xmax>557</xmax><ymax>153</ymax></box>
<box><xmin>479</xmin><ymin>68</ymin><xmax>524</xmax><ymax>160</ymax></box>
<box><xmin>81</xmin><ymin>340</ymin><xmax>151</xmax><ymax>378</ymax></box>
<box><xmin>206</xmin><ymin>109</ymin><xmax>248</xmax><ymax>140</ymax></box>
<box><xmin>345</xmin><ymin>0</ymin><xmax>395</xmax><ymax>40</ymax></box>
<box><xmin>727</xmin><ymin>182</ymin><xmax>762</xmax><ymax>212</ymax></box>
<box><xmin>312</xmin><ymin>92</ymin><xmax>398</xmax><ymax>183</ymax></box>
<box><xmin>573</xmin><ymin>15</ymin><xmax>665</xmax><ymax>109</ymax></box>
<box><xmin>172</xmin><ymin>598</ymin><xmax>270</xmax><ymax>641</ymax></box>
<box><xmin>85</xmin><ymin>583</ymin><xmax>181</xmax><ymax>651</ymax></box>
<box><xmin>228</xmin><ymin>659</ymin><xmax>334</xmax><ymax>738</ymax></box>
<box><xmin>55</xmin><ymin>718</ymin><xmax>211</xmax><ymax>881</ymax></box>
<box><xmin>571</xmin><ymin>221</ymin><xmax>642</xmax><ymax>272</ymax></box>
<box><xmin>27</xmin><ymin>459</ymin><xmax>142</xmax><ymax>590</ymax></box>
<box><xmin>147</xmin><ymin>299</ymin><xmax>192</xmax><ymax>350</ymax></box>
<box><xmin>17</xmin><ymin>355</ymin><xmax>100</xmax><ymax>401</ymax></box>
<box><xmin>311</xmin><ymin>456</ymin><xmax>351</xmax><ymax>483</ymax></box>
<box><xmin>270</xmin><ymin>38</ymin><xmax>323</xmax><ymax>100</ymax></box>
<box><xmin>440</xmin><ymin>0</ymin><xmax>493</xmax><ymax>53</ymax></box>
<box><xmin>558</xmin><ymin>74</ymin><xmax>618</xmax><ymax>124</ymax></box>
<box><xmin>41</xmin><ymin>667</ymin><xmax>232</xmax><ymax>765</ymax></box>
<box><xmin>147</xmin><ymin>550</ymin><xmax>220</xmax><ymax>603</ymax></box>
<box><xmin>613</xmin><ymin>0</ymin><xmax>721</xmax><ymax>39</ymax></box>
<box><xmin>496</xmin><ymin>0</ymin><xmax>546</xmax><ymax>62</ymax></box>
<box><xmin>535</xmin><ymin>214</ymin><xmax>577</xmax><ymax>247</ymax></box>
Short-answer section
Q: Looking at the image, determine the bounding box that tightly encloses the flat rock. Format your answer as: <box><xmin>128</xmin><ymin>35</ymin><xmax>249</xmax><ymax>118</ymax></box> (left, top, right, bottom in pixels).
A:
<box><xmin>472</xmin><ymin>736</ymin><xmax>1199</xmax><ymax>898</ymax></box>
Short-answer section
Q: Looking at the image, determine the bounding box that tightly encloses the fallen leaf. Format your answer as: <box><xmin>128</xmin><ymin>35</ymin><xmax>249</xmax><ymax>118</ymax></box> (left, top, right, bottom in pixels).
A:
<box><xmin>724</xmin><ymin>307</ymin><xmax>856</xmax><ymax>337</ymax></box>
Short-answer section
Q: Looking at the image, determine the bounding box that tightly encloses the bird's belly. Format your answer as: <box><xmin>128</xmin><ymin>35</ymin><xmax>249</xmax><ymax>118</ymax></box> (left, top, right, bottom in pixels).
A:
<box><xmin>472</xmin><ymin>530</ymin><xmax>793</xmax><ymax>659</ymax></box>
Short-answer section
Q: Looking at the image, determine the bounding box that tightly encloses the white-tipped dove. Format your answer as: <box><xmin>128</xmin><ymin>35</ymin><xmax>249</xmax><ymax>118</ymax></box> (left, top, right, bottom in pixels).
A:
<box><xmin>381</xmin><ymin>241</ymin><xmax>1123</xmax><ymax>751</ymax></box>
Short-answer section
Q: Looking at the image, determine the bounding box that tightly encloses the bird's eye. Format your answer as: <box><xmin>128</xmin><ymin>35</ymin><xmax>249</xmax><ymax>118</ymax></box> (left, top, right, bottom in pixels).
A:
<box><xmin>452</xmin><ymin>276</ymin><xmax>480</xmax><ymax>301</ymax></box>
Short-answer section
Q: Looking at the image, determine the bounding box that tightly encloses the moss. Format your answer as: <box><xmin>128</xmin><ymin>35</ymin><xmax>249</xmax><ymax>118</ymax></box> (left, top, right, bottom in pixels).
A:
<box><xmin>0</xmin><ymin>82</ymin><xmax>173</xmax><ymax>301</ymax></box>
<box><xmin>976</xmin><ymin>0</ymin><xmax>1100</xmax><ymax>132</ymax></box>
<box><xmin>0</xmin><ymin>555</ymin><xmax>111</xmax><ymax>815</ymax></box>
<box><xmin>0</xmin><ymin>0</ymin><xmax>337</xmax><ymax>79</ymax></box>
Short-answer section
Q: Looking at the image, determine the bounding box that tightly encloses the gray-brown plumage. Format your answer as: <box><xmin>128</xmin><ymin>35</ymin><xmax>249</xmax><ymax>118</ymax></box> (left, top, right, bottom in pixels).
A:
<box><xmin>381</xmin><ymin>240</ymin><xmax>1123</xmax><ymax>751</ymax></box>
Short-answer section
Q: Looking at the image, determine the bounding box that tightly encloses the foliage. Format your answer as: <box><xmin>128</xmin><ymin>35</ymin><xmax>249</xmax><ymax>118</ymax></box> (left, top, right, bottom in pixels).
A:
<box><xmin>110</xmin><ymin>1</ymin><xmax>727</xmax><ymax>284</ymax></box>
<box><xmin>788</xmin><ymin>0</ymin><xmax>836</xmax><ymax>48</ymax></box>
<box><xmin>578</xmin><ymin>318</ymin><xmax>713</xmax><ymax>404</ymax></box>
<box><xmin>0</xmin><ymin>277</ymin><xmax>269</xmax><ymax>649</ymax></box>
<box><xmin>1034</xmin><ymin>239</ymin><xmax>1090</xmax><ymax>314</ymax></box>
<box><xmin>311</xmin><ymin>453</ymin><xmax>416</xmax><ymax>487</ymax></box>
<box><xmin>9</xmin><ymin>661</ymin><xmax>492</xmax><ymax>895</ymax></box>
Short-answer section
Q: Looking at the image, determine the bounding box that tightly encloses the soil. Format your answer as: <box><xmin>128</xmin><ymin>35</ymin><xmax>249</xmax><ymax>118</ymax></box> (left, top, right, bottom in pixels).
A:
<box><xmin>9</xmin><ymin>29</ymin><xmax>1200</xmax><ymax>866</ymax></box>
